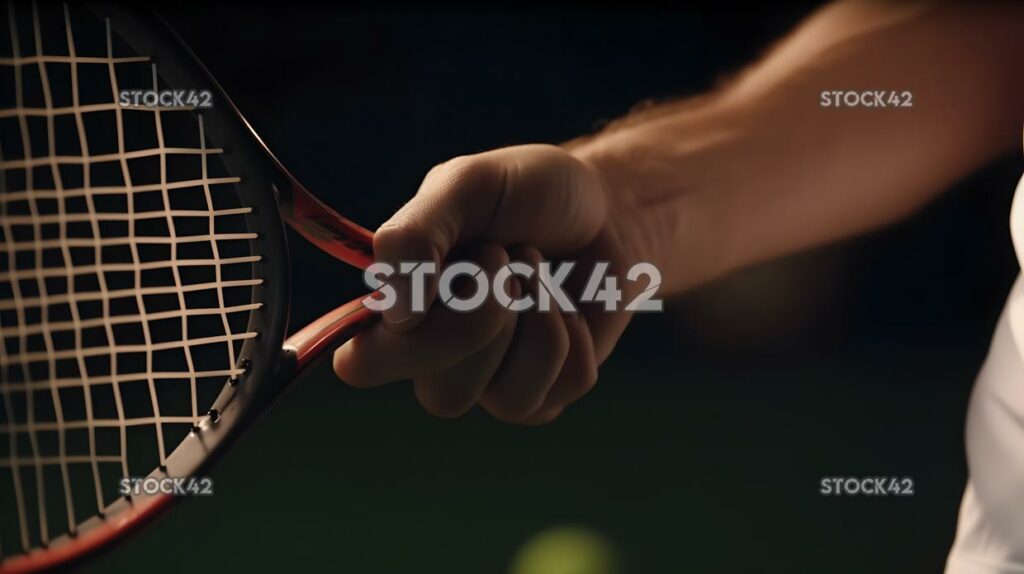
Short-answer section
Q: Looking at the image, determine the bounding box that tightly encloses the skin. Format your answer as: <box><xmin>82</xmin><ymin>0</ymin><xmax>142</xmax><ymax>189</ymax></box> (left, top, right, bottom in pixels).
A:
<box><xmin>333</xmin><ymin>1</ymin><xmax>1024</xmax><ymax>424</ymax></box>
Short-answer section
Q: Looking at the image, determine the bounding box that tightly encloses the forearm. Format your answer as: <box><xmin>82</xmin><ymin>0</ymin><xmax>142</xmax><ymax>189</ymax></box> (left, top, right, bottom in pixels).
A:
<box><xmin>570</xmin><ymin>1</ymin><xmax>1024</xmax><ymax>295</ymax></box>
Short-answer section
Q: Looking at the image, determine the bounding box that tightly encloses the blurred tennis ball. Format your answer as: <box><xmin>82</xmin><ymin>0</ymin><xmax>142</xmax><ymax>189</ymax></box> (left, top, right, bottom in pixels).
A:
<box><xmin>510</xmin><ymin>525</ymin><xmax>620</xmax><ymax>574</ymax></box>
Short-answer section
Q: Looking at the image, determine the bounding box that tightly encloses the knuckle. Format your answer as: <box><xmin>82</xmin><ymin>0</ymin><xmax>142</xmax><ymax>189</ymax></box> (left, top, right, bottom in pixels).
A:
<box><xmin>462</xmin><ymin>306</ymin><xmax>513</xmax><ymax>350</ymax></box>
<box><xmin>508</xmin><ymin>244</ymin><xmax>542</xmax><ymax>266</ymax></box>
<box><xmin>524</xmin><ymin>408</ymin><xmax>563</xmax><ymax>427</ymax></box>
<box><xmin>477</xmin><ymin>243</ymin><xmax>511</xmax><ymax>270</ymax></box>
<box><xmin>437</xmin><ymin>154</ymin><xmax>473</xmax><ymax>173</ymax></box>
<box><xmin>548</xmin><ymin>320</ymin><xmax>571</xmax><ymax>364</ymax></box>
<box><xmin>433</xmin><ymin>155</ymin><xmax>506</xmax><ymax>205</ymax></box>
<box><xmin>417</xmin><ymin>390</ymin><xmax>473</xmax><ymax>419</ymax></box>
<box><xmin>482</xmin><ymin>388</ymin><xmax>547</xmax><ymax>424</ymax></box>
<box><xmin>521</xmin><ymin>245</ymin><xmax>543</xmax><ymax>261</ymax></box>
<box><xmin>531</xmin><ymin>143</ymin><xmax>566</xmax><ymax>156</ymax></box>
<box><xmin>424</xmin><ymin>160</ymin><xmax>450</xmax><ymax>179</ymax></box>
<box><xmin>560</xmin><ymin>367</ymin><xmax>598</xmax><ymax>402</ymax></box>
<box><xmin>427</xmin><ymin>155</ymin><xmax>493</xmax><ymax>187</ymax></box>
<box><xmin>567</xmin><ymin>372</ymin><xmax>598</xmax><ymax>398</ymax></box>
<box><xmin>486</xmin><ymin>402</ymin><xmax>535</xmax><ymax>425</ymax></box>
<box><xmin>574</xmin><ymin>360</ymin><xmax>599</xmax><ymax>393</ymax></box>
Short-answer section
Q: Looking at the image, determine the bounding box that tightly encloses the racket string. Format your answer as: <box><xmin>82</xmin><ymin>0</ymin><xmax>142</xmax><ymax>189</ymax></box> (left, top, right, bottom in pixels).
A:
<box><xmin>1</xmin><ymin>1</ymin><xmax>264</xmax><ymax>557</ymax></box>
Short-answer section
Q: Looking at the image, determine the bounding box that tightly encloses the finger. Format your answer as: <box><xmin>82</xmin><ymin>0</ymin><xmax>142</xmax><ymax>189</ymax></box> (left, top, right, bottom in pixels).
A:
<box><xmin>520</xmin><ymin>406</ymin><xmax>563</xmax><ymax>427</ymax></box>
<box><xmin>479</xmin><ymin>246</ymin><xmax>570</xmax><ymax>423</ymax></box>
<box><xmin>374</xmin><ymin>144</ymin><xmax>607</xmax><ymax>329</ymax></box>
<box><xmin>413</xmin><ymin>280</ymin><xmax>520</xmax><ymax>418</ymax></box>
<box><xmin>572</xmin><ymin>230</ymin><xmax>637</xmax><ymax>363</ymax></box>
<box><xmin>333</xmin><ymin>243</ymin><xmax>510</xmax><ymax>388</ymax></box>
<box><xmin>520</xmin><ymin>312</ymin><xmax>598</xmax><ymax>426</ymax></box>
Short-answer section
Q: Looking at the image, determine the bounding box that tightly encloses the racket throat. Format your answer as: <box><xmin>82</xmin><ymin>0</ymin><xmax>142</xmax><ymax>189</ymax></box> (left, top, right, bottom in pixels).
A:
<box><xmin>275</xmin><ymin>182</ymin><xmax>375</xmax><ymax>269</ymax></box>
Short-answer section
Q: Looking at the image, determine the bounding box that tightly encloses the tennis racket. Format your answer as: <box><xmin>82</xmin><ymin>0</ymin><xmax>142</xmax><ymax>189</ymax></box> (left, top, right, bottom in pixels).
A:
<box><xmin>0</xmin><ymin>2</ymin><xmax>379</xmax><ymax>571</ymax></box>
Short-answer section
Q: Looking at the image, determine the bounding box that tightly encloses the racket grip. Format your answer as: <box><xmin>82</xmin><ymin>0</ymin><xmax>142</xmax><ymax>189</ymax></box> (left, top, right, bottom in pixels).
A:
<box><xmin>283</xmin><ymin>296</ymin><xmax>377</xmax><ymax>371</ymax></box>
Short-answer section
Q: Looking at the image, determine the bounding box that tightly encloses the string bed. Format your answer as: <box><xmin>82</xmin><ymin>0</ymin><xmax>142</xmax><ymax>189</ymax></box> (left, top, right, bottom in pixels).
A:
<box><xmin>0</xmin><ymin>2</ymin><xmax>261</xmax><ymax>556</ymax></box>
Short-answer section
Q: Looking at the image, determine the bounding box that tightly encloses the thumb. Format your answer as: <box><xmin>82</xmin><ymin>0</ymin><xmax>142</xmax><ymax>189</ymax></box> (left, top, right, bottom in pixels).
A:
<box><xmin>374</xmin><ymin>143</ymin><xmax>608</xmax><ymax>330</ymax></box>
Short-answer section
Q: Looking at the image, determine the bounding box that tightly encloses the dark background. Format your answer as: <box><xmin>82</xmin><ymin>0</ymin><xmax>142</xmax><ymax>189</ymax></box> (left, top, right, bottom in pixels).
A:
<box><xmin>85</xmin><ymin>3</ymin><xmax>1022</xmax><ymax>573</ymax></box>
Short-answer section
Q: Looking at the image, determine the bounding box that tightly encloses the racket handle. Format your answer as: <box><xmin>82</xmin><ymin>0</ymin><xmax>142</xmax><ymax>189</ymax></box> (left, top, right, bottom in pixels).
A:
<box><xmin>283</xmin><ymin>296</ymin><xmax>377</xmax><ymax>371</ymax></box>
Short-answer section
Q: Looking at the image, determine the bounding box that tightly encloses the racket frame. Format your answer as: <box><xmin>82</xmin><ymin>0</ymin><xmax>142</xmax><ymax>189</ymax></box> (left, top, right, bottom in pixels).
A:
<box><xmin>1</xmin><ymin>4</ymin><xmax>374</xmax><ymax>571</ymax></box>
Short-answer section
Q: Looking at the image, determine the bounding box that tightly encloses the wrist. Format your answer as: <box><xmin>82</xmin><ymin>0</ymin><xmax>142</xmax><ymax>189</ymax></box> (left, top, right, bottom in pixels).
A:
<box><xmin>566</xmin><ymin>110</ymin><xmax>746</xmax><ymax>296</ymax></box>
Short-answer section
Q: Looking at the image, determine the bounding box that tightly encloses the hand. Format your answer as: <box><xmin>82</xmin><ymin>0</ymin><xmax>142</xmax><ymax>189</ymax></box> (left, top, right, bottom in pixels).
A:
<box><xmin>332</xmin><ymin>144</ymin><xmax>650</xmax><ymax>424</ymax></box>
